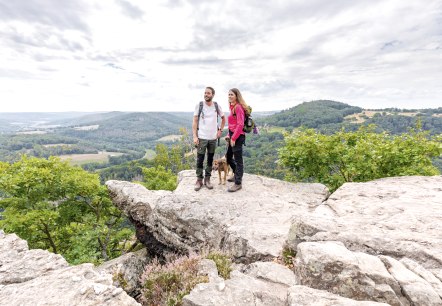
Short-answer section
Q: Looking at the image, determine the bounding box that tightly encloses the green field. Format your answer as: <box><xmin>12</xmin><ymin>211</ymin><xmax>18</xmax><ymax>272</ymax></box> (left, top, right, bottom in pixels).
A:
<box><xmin>59</xmin><ymin>151</ymin><xmax>124</xmax><ymax>165</ymax></box>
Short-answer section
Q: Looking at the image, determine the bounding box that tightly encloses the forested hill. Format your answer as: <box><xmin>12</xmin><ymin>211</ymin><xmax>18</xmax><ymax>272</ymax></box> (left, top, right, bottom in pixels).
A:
<box><xmin>258</xmin><ymin>100</ymin><xmax>442</xmax><ymax>134</ymax></box>
<box><xmin>259</xmin><ymin>100</ymin><xmax>363</xmax><ymax>128</ymax></box>
<box><xmin>57</xmin><ymin>112</ymin><xmax>193</xmax><ymax>151</ymax></box>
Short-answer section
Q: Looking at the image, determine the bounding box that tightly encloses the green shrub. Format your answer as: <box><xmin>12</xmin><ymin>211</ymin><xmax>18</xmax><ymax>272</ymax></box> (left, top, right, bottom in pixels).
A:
<box><xmin>206</xmin><ymin>252</ymin><xmax>232</xmax><ymax>279</ymax></box>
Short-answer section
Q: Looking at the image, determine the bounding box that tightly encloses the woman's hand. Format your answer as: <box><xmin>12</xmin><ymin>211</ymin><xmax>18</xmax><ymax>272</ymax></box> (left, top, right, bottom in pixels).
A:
<box><xmin>231</xmin><ymin>140</ymin><xmax>235</xmax><ymax>147</ymax></box>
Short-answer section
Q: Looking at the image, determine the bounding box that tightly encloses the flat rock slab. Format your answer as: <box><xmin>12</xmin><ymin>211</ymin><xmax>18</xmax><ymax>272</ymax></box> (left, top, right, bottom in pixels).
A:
<box><xmin>106</xmin><ymin>170</ymin><xmax>329</xmax><ymax>262</ymax></box>
<box><xmin>288</xmin><ymin>176</ymin><xmax>442</xmax><ymax>269</ymax></box>
<box><xmin>287</xmin><ymin>286</ymin><xmax>390</xmax><ymax>306</ymax></box>
<box><xmin>0</xmin><ymin>231</ymin><xmax>140</xmax><ymax>306</ymax></box>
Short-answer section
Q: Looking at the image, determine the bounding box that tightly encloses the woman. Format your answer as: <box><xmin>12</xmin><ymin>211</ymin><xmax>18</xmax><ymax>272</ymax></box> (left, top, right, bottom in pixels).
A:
<box><xmin>225</xmin><ymin>88</ymin><xmax>249</xmax><ymax>192</ymax></box>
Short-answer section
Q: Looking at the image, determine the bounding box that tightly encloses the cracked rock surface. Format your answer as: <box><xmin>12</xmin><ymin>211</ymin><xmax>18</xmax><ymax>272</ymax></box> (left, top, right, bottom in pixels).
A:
<box><xmin>0</xmin><ymin>231</ymin><xmax>140</xmax><ymax>306</ymax></box>
<box><xmin>106</xmin><ymin>173</ymin><xmax>442</xmax><ymax>305</ymax></box>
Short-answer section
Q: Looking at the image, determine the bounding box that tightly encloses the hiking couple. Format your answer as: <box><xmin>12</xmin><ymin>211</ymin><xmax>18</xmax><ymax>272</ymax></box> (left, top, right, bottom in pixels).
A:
<box><xmin>192</xmin><ymin>87</ymin><xmax>248</xmax><ymax>193</ymax></box>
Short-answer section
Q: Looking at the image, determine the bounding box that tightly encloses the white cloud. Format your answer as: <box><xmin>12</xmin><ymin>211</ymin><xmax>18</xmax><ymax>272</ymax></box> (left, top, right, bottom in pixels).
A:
<box><xmin>0</xmin><ymin>0</ymin><xmax>441</xmax><ymax>112</ymax></box>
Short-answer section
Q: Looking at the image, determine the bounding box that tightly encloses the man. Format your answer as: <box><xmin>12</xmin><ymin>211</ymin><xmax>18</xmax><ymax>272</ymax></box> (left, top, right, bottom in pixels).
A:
<box><xmin>192</xmin><ymin>87</ymin><xmax>225</xmax><ymax>191</ymax></box>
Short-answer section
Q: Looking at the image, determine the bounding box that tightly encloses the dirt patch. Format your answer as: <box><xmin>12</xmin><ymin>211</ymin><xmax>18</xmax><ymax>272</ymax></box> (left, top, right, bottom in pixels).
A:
<box><xmin>157</xmin><ymin>134</ymin><xmax>181</xmax><ymax>142</ymax></box>
<box><xmin>73</xmin><ymin>125</ymin><xmax>99</xmax><ymax>131</ymax></box>
<box><xmin>43</xmin><ymin>144</ymin><xmax>73</xmax><ymax>148</ymax></box>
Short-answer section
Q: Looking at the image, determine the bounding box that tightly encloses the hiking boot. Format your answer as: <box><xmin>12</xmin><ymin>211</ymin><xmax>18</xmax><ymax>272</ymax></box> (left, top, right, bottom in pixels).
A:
<box><xmin>194</xmin><ymin>179</ymin><xmax>203</xmax><ymax>191</ymax></box>
<box><xmin>227</xmin><ymin>175</ymin><xmax>235</xmax><ymax>182</ymax></box>
<box><xmin>228</xmin><ymin>184</ymin><xmax>242</xmax><ymax>192</ymax></box>
<box><xmin>204</xmin><ymin>177</ymin><xmax>213</xmax><ymax>190</ymax></box>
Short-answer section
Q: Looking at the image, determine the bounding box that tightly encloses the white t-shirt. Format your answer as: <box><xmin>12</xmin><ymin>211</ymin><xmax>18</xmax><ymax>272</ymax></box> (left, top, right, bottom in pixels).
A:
<box><xmin>193</xmin><ymin>101</ymin><xmax>224</xmax><ymax>140</ymax></box>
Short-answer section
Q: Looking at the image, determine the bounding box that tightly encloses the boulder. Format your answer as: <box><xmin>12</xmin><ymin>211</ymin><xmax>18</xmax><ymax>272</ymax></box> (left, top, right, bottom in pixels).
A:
<box><xmin>295</xmin><ymin>241</ymin><xmax>442</xmax><ymax>306</ymax></box>
<box><xmin>98</xmin><ymin>248</ymin><xmax>149</xmax><ymax>298</ymax></box>
<box><xmin>380</xmin><ymin>256</ymin><xmax>442</xmax><ymax>306</ymax></box>
<box><xmin>287</xmin><ymin>176</ymin><xmax>442</xmax><ymax>269</ymax></box>
<box><xmin>287</xmin><ymin>286</ymin><xmax>390</xmax><ymax>306</ymax></box>
<box><xmin>183</xmin><ymin>260</ymin><xmax>388</xmax><ymax>306</ymax></box>
<box><xmin>0</xmin><ymin>231</ymin><xmax>140</xmax><ymax>306</ymax></box>
<box><xmin>0</xmin><ymin>232</ymin><xmax>68</xmax><ymax>285</ymax></box>
<box><xmin>183</xmin><ymin>268</ymin><xmax>291</xmax><ymax>306</ymax></box>
<box><xmin>106</xmin><ymin>170</ymin><xmax>329</xmax><ymax>262</ymax></box>
<box><xmin>295</xmin><ymin>241</ymin><xmax>403</xmax><ymax>305</ymax></box>
<box><xmin>242</xmin><ymin>261</ymin><xmax>298</xmax><ymax>287</ymax></box>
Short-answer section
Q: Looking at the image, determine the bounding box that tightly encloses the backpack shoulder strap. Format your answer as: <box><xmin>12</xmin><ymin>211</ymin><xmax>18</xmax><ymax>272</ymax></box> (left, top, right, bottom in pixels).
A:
<box><xmin>197</xmin><ymin>101</ymin><xmax>203</xmax><ymax>130</ymax></box>
<box><xmin>214</xmin><ymin>101</ymin><xmax>220</xmax><ymax>125</ymax></box>
<box><xmin>198</xmin><ymin>101</ymin><xmax>203</xmax><ymax>117</ymax></box>
<box><xmin>214</xmin><ymin>101</ymin><xmax>220</xmax><ymax>116</ymax></box>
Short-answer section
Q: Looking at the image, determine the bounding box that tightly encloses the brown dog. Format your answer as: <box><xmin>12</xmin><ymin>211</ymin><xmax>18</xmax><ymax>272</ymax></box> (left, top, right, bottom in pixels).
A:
<box><xmin>212</xmin><ymin>157</ymin><xmax>231</xmax><ymax>185</ymax></box>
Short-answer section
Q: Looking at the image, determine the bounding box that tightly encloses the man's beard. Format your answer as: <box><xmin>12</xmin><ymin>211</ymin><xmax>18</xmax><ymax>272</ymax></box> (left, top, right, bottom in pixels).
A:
<box><xmin>204</xmin><ymin>96</ymin><xmax>212</xmax><ymax>102</ymax></box>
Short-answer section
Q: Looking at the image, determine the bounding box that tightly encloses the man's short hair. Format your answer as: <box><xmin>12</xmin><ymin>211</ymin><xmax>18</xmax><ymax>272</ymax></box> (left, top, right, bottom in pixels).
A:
<box><xmin>206</xmin><ymin>86</ymin><xmax>215</xmax><ymax>95</ymax></box>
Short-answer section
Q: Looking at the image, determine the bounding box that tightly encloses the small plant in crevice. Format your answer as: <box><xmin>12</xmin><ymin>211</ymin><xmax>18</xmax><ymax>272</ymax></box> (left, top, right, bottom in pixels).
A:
<box><xmin>280</xmin><ymin>247</ymin><xmax>296</xmax><ymax>269</ymax></box>
<box><xmin>139</xmin><ymin>254</ymin><xmax>208</xmax><ymax>306</ymax></box>
<box><xmin>206</xmin><ymin>251</ymin><xmax>233</xmax><ymax>279</ymax></box>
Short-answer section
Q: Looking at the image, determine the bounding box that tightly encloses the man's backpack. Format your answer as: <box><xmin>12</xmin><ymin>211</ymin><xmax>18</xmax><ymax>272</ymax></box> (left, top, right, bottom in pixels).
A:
<box><xmin>197</xmin><ymin>101</ymin><xmax>221</xmax><ymax>130</ymax></box>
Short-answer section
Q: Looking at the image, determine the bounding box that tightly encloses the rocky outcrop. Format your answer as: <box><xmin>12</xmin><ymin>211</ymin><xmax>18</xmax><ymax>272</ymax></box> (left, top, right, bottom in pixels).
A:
<box><xmin>287</xmin><ymin>286</ymin><xmax>390</xmax><ymax>306</ymax></box>
<box><xmin>0</xmin><ymin>231</ymin><xmax>140</xmax><ymax>306</ymax></box>
<box><xmin>106</xmin><ymin>170</ymin><xmax>329</xmax><ymax>262</ymax></box>
<box><xmin>183</xmin><ymin>260</ymin><xmax>388</xmax><ymax>306</ymax></box>
<box><xmin>98</xmin><ymin>248</ymin><xmax>149</xmax><ymax>299</ymax></box>
<box><xmin>287</xmin><ymin>176</ymin><xmax>442</xmax><ymax>269</ymax></box>
<box><xmin>106</xmin><ymin>172</ymin><xmax>442</xmax><ymax>305</ymax></box>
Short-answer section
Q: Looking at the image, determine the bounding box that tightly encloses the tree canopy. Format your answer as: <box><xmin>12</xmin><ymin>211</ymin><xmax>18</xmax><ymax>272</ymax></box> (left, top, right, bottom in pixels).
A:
<box><xmin>279</xmin><ymin>125</ymin><xmax>442</xmax><ymax>191</ymax></box>
<box><xmin>0</xmin><ymin>156</ymin><xmax>133</xmax><ymax>264</ymax></box>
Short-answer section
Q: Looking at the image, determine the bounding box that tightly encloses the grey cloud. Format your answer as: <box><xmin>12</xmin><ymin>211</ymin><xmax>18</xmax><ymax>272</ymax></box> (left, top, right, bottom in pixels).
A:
<box><xmin>105</xmin><ymin>62</ymin><xmax>145</xmax><ymax>78</ymax></box>
<box><xmin>116</xmin><ymin>0</ymin><xmax>144</xmax><ymax>19</ymax></box>
<box><xmin>0</xmin><ymin>0</ymin><xmax>90</xmax><ymax>32</ymax></box>
<box><xmin>163</xmin><ymin>56</ymin><xmax>238</xmax><ymax>65</ymax></box>
<box><xmin>381</xmin><ymin>40</ymin><xmax>402</xmax><ymax>50</ymax></box>
<box><xmin>2</xmin><ymin>25</ymin><xmax>87</xmax><ymax>53</ymax></box>
<box><xmin>105</xmin><ymin>63</ymin><xmax>125</xmax><ymax>70</ymax></box>
<box><xmin>188</xmin><ymin>83</ymin><xmax>207</xmax><ymax>90</ymax></box>
<box><xmin>186</xmin><ymin>0</ymin><xmax>375</xmax><ymax>52</ymax></box>
<box><xmin>89</xmin><ymin>47</ymin><xmax>183</xmax><ymax>63</ymax></box>
<box><xmin>229</xmin><ymin>79</ymin><xmax>296</xmax><ymax>96</ymax></box>
<box><xmin>0</xmin><ymin>68</ymin><xmax>36</xmax><ymax>79</ymax></box>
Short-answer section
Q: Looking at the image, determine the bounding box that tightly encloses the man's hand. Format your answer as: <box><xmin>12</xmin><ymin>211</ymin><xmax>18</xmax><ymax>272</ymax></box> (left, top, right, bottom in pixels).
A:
<box><xmin>216</xmin><ymin>130</ymin><xmax>222</xmax><ymax>139</ymax></box>
<box><xmin>193</xmin><ymin>136</ymin><xmax>199</xmax><ymax>146</ymax></box>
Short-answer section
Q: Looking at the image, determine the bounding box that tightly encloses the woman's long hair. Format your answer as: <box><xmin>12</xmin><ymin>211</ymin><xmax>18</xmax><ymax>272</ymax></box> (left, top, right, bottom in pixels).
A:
<box><xmin>230</xmin><ymin>88</ymin><xmax>250</xmax><ymax>115</ymax></box>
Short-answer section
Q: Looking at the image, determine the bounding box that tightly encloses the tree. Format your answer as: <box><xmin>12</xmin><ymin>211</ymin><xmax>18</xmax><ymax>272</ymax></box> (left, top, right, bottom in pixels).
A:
<box><xmin>141</xmin><ymin>166</ymin><xmax>177</xmax><ymax>191</ymax></box>
<box><xmin>0</xmin><ymin>156</ymin><xmax>133</xmax><ymax>264</ymax></box>
<box><xmin>279</xmin><ymin>125</ymin><xmax>442</xmax><ymax>191</ymax></box>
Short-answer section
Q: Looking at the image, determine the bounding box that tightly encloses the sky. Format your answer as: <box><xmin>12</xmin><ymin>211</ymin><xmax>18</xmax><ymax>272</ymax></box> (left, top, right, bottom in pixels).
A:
<box><xmin>0</xmin><ymin>0</ymin><xmax>441</xmax><ymax>112</ymax></box>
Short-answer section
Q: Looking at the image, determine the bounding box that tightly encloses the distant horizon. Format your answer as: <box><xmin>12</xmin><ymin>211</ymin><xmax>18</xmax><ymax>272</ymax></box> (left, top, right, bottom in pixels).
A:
<box><xmin>0</xmin><ymin>99</ymin><xmax>441</xmax><ymax>114</ymax></box>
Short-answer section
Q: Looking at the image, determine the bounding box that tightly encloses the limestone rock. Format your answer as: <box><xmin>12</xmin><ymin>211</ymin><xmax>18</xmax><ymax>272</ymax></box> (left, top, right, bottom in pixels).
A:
<box><xmin>242</xmin><ymin>261</ymin><xmax>298</xmax><ymax>287</ymax></box>
<box><xmin>295</xmin><ymin>241</ymin><xmax>403</xmax><ymax>305</ymax></box>
<box><xmin>184</xmin><ymin>261</ymin><xmax>387</xmax><ymax>306</ymax></box>
<box><xmin>197</xmin><ymin>259</ymin><xmax>223</xmax><ymax>283</ymax></box>
<box><xmin>287</xmin><ymin>286</ymin><xmax>390</xmax><ymax>306</ymax></box>
<box><xmin>106</xmin><ymin>170</ymin><xmax>329</xmax><ymax>262</ymax></box>
<box><xmin>380</xmin><ymin>256</ymin><xmax>442</xmax><ymax>306</ymax></box>
<box><xmin>287</xmin><ymin>176</ymin><xmax>442</xmax><ymax>269</ymax></box>
<box><xmin>0</xmin><ymin>232</ymin><xmax>68</xmax><ymax>285</ymax></box>
<box><xmin>98</xmin><ymin>248</ymin><xmax>149</xmax><ymax>298</ymax></box>
<box><xmin>183</xmin><ymin>270</ymin><xmax>289</xmax><ymax>306</ymax></box>
<box><xmin>0</xmin><ymin>231</ymin><xmax>140</xmax><ymax>306</ymax></box>
<box><xmin>400</xmin><ymin>258</ymin><xmax>442</xmax><ymax>297</ymax></box>
<box><xmin>295</xmin><ymin>241</ymin><xmax>442</xmax><ymax>306</ymax></box>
